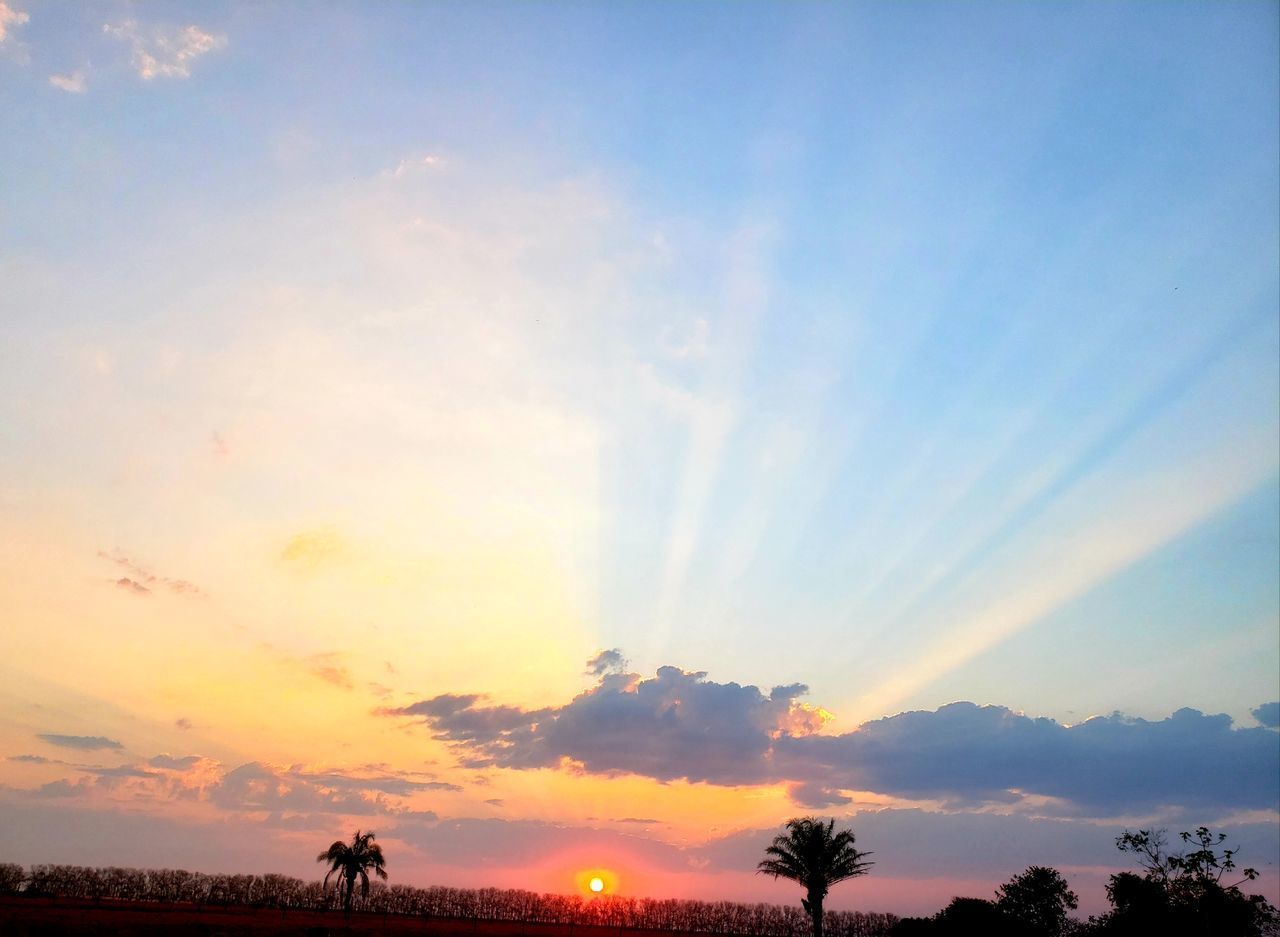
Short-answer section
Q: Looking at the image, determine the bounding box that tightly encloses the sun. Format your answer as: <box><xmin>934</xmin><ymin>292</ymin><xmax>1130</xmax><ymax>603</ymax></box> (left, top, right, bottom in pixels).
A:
<box><xmin>576</xmin><ymin>868</ymin><xmax>618</xmax><ymax>895</ymax></box>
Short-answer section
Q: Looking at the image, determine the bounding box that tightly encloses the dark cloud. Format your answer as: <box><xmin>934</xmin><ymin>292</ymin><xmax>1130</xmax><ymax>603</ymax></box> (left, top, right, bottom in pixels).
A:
<box><xmin>484</xmin><ymin>798</ymin><xmax>505</xmax><ymax>807</ymax></box>
<box><xmin>37</xmin><ymin>734</ymin><xmax>124</xmax><ymax>751</ymax></box>
<box><xmin>261</xmin><ymin>812</ymin><xmax>341</xmax><ymax>831</ymax></box>
<box><xmin>115</xmin><ymin>577</ymin><xmax>151</xmax><ymax>595</ymax></box>
<box><xmin>1252</xmin><ymin>701</ymin><xmax>1280</xmax><ymax>728</ymax></box>
<box><xmin>788</xmin><ymin>782</ymin><xmax>853</xmax><ymax>808</ymax></box>
<box><xmin>287</xmin><ymin>767</ymin><xmax>462</xmax><ymax>796</ymax></box>
<box><xmin>586</xmin><ymin>648</ymin><xmax>628</xmax><ymax>676</ymax></box>
<box><xmin>8</xmin><ymin>754</ymin><xmax>53</xmax><ymax>764</ymax></box>
<box><xmin>33</xmin><ymin>779</ymin><xmax>84</xmax><ymax>798</ymax></box>
<box><xmin>89</xmin><ymin>764</ymin><xmax>158</xmax><ymax>780</ymax></box>
<box><xmin>174</xmin><ymin>717</ymin><xmax>195</xmax><ymax>731</ymax></box>
<box><xmin>149</xmin><ymin>754</ymin><xmax>202</xmax><ymax>770</ymax></box>
<box><xmin>384</xmin><ymin>666</ymin><xmax>823</xmax><ymax>784</ymax></box>
<box><xmin>614</xmin><ymin>817</ymin><xmax>662</xmax><ymax>825</ymax></box>
<box><xmin>775</xmin><ymin>702</ymin><xmax>1280</xmax><ymax>813</ymax></box>
<box><xmin>383</xmin><ymin>659</ymin><xmax>1280</xmax><ymax>817</ymax></box>
<box><xmin>210</xmin><ymin>762</ymin><xmax>377</xmax><ymax>815</ymax></box>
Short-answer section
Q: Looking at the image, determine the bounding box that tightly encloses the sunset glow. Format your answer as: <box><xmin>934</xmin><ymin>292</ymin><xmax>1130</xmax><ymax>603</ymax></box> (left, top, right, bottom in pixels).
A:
<box><xmin>577</xmin><ymin>869</ymin><xmax>620</xmax><ymax>897</ymax></box>
<box><xmin>0</xmin><ymin>0</ymin><xmax>1276</xmax><ymax>925</ymax></box>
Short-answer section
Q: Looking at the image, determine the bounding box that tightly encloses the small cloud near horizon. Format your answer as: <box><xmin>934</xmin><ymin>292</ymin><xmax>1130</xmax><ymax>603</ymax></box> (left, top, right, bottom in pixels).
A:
<box><xmin>37</xmin><ymin>733</ymin><xmax>124</xmax><ymax>751</ymax></box>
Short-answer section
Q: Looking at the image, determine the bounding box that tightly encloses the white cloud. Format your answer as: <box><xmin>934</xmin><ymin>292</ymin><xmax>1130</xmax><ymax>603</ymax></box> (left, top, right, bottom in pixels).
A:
<box><xmin>103</xmin><ymin>20</ymin><xmax>226</xmax><ymax>80</ymax></box>
<box><xmin>391</xmin><ymin>153</ymin><xmax>448</xmax><ymax>177</ymax></box>
<box><xmin>49</xmin><ymin>70</ymin><xmax>87</xmax><ymax>93</ymax></box>
<box><xmin>0</xmin><ymin>1</ymin><xmax>27</xmax><ymax>44</ymax></box>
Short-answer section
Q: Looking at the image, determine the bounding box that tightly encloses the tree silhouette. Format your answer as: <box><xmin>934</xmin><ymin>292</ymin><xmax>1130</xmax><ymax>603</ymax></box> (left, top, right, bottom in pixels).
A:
<box><xmin>757</xmin><ymin>817</ymin><xmax>873</xmax><ymax>937</ymax></box>
<box><xmin>1093</xmin><ymin>827</ymin><xmax>1278</xmax><ymax>936</ymax></box>
<box><xmin>994</xmin><ymin>866</ymin><xmax>1078</xmax><ymax>936</ymax></box>
<box><xmin>316</xmin><ymin>829</ymin><xmax>387</xmax><ymax>917</ymax></box>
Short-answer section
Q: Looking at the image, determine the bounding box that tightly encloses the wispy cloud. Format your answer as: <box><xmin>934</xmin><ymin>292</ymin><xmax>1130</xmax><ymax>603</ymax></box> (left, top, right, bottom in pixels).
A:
<box><xmin>305</xmin><ymin>653</ymin><xmax>354</xmax><ymax>690</ymax></box>
<box><xmin>390</xmin><ymin>153</ymin><xmax>447</xmax><ymax>178</ymax></box>
<box><xmin>48</xmin><ymin>70</ymin><xmax>87</xmax><ymax>93</ymax></box>
<box><xmin>103</xmin><ymin>20</ymin><xmax>225</xmax><ymax>80</ymax></box>
<box><xmin>37</xmin><ymin>734</ymin><xmax>124</xmax><ymax>752</ymax></box>
<box><xmin>99</xmin><ymin>551</ymin><xmax>202</xmax><ymax>597</ymax></box>
<box><xmin>278</xmin><ymin>529</ymin><xmax>348</xmax><ymax>570</ymax></box>
<box><xmin>0</xmin><ymin>1</ymin><xmax>28</xmax><ymax>45</ymax></box>
<box><xmin>115</xmin><ymin>577</ymin><xmax>150</xmax><ymax>595</ymax></box>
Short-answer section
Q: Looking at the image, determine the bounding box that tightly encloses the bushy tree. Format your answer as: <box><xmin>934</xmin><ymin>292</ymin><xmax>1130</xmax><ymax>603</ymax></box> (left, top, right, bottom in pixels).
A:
<box><xmin>995</xmin><ymin>866</ymin><xmax>1078</xmax><ymax>936</ymax></box>
<box><xmin>0</xmin><ymin>863</ymin><xmax>24</xmax><ymax>895</ymax></box>
<box><xmin>1088</xmin><ymin>827</ymin><xmax>1278</xmax><ymax>936</ymax></box>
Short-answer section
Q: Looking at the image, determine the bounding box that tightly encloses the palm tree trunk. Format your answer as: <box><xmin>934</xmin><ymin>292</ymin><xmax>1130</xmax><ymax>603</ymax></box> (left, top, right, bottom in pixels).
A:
<box><xmin>806</xmin><ymin>891</ymin><xmax>824</xmax><ymax>937</ymax></box>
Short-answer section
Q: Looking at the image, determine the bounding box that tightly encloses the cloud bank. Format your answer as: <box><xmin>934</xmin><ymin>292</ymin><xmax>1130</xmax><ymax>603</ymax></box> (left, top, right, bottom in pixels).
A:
<box><xmin>382</xmin><ymin>659</ymin><xmax>1279</xmax><ymax>817</ymax></box>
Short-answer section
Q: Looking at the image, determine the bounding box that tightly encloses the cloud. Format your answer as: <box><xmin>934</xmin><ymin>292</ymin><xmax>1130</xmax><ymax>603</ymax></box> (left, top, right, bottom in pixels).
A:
<box><xmin>48</xmin><ymin>70</ymin><xmax>87</xmax><ymax>93</ymax></box>
<box><xmin>775</xmin><ymin>702</ymin><xmax>1280</xmax><ymax>813</ymax></box>
<box><xmin>287</xmin><ymin>766</ymin><xmax>462</xmax><ymax>796</ymax></box>
<box><xmin>115</xmin><ymin>577</ymin><xmax>150</xmax><ymax>595</ymax></box>
<box><xmin>99</xmin><ymin>551</ymin><xmax>202</xmax><ymax>596</ymax></box>
<box><xmin>174</xmin><ymin>717</ymin><xmax>194</xmax><ymax>731</ymax></box>
<box><xmin>391</xmin><ymin>153</ymin><xmax>447</xmax><ymax>177</ymax></box>
<box><xmin>210</xmin><ymin>762</ymin><xmax>383</xmax><ymax>815</ymax></box>
<box><xmin>103</xmin><ymin>20</ymin><xmax>225</xmax><ymax>80</ymax></box>
<box><xmin>1252</xmin><ymin>701</ymin><xmax>1280</xmax><ymax>728</ymax></box>
<box><xmin>383</xmin><ymin>657</ymin><xmax>1280</xmax><ymax>817</ymax></box>
<box><xmin>8</xmin><ymin>754</ymin><xmax>52</xmax><ymax>764</ymax></box>
<box><xmin>383</xmin><ymin>660</ymin><xmax>829</xmax><ymax>785</ymax></box>
<box><xmin>148</xmin><ymin>754</ymin><xmax>201</xmax><ymax>770</ymax></box>
<box><xmin>0</xmin><ymin>1</ymin><xmax>27</xmax><ymax>44</ymax></box>
<box><xmin>37</xmin><ymin>734</ymin><xmax>124</xmax><ymax>751</ymax></box>
<box><xmin>585</xmin><ymin>648</ymin><xmax>628</xmax><ymax>676</ymax></box>
<box><xmin>278</xmin><ymin>529</ymin><xmax>347</xmax><ymax>569</ymax></box>
<box><xmin>787</xmin><ymin>782</ymin><xmax>854</xmax><ymax>808</ymax></box>
<box><xmin>661</xmin><ymin>318</ymin><xmax>711</xmax><ymax>359</ymax></box>
<box><xmin>305</xmin><ymin>653</ymin><xmax>354</xmax><ymax>690</ymax></box>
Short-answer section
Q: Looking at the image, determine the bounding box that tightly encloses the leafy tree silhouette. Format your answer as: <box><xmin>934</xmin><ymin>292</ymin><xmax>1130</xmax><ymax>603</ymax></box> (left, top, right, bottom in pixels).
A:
<box><xmin>757</xmin><ymin>817</ymin><xmax>873</xmax><ymax>937</ymax></box>
<box><xmin>995</xmin><ymin>865</ymin><xmax>1078</xmax><ymax>936</ymax></box>
<box><xmin>1093</xmin><ymin>827</ymin><xmax>1278</xmax><ymax>936</ymax></box>
<box><xmin>316</xmin><ymin>829</ymin><xmax>387</xmax><ymax>917</ymax></box>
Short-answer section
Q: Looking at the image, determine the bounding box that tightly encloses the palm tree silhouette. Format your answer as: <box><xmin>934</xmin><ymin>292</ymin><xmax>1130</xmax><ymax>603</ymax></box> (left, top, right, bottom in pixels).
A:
<box><xmin>757</xmin><ymin>817</ymin><xmax>872</xmax><ymax>937</ymax></box>
<box><xmin>316</xmin><ymin>829</ymin><xmax>388</xmax><ymax>917</ymax></box>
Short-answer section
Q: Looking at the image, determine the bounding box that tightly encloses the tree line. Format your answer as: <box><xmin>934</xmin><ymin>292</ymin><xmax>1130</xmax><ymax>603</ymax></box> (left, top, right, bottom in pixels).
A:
<box><xmin>0</xmin><ymin>862</ymin><xmax>896</xmax><ymax>937</ymax></box>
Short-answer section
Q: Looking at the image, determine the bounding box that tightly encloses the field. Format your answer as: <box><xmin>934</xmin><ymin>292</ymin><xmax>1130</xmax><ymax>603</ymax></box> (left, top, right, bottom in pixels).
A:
<box><xmin>0</xmin><ymin>898</ymin><xmax>683</xmax><ymax>937</ymax></box>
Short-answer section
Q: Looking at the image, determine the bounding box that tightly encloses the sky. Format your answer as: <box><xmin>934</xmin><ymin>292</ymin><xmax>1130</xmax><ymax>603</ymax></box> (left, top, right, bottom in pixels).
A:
<box><xmin>0</xmin><ymin>0</ymin><xmax>1277</xmax><ymax>919</ymax></box>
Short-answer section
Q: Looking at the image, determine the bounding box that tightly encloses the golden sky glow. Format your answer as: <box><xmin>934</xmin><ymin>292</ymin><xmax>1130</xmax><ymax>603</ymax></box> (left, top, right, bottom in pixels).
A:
<box><xmin>0</xmin><ymin>0</ymin><xmax>1277</xmax><ymax>920</ymax></box>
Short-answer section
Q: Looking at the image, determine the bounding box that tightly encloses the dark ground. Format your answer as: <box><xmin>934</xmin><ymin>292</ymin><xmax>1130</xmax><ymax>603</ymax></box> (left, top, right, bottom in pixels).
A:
<box><xmin>0</xmin><ymin>898</ymin><xmax>668</xmax><ymax>937</ymax></box>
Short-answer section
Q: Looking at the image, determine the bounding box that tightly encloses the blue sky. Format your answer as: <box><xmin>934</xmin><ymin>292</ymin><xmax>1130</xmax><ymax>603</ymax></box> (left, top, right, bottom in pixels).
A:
<box><xmin>0</xmin><ymin>0</ymin><xmax>1276</xmax><ymax>913</ymax></box>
